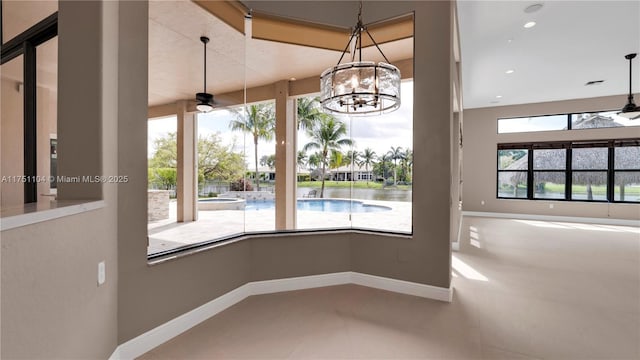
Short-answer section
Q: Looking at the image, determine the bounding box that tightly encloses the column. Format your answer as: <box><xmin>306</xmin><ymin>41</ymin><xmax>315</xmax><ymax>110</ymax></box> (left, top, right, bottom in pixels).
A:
<box><xmin>275</xmin><ymin>80</ymin><xmax>296</xmax><ymax>230</ymax></box>
<box><xmin>177</xmin><ymin>100</ymin><xmax>198</xmax><ymax>222</ymax></box>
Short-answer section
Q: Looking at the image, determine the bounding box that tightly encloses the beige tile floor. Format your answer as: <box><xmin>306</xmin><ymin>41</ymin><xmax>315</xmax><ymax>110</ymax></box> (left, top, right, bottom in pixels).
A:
<box><xmin>148</xmin><ymin>200</ymin><xmax>411</xmax><ymax>255</ymax></box>
<box><xmin>140</xmin><ymin>217</ymin><xmax>640</xmax><ymax>359</ymax></box>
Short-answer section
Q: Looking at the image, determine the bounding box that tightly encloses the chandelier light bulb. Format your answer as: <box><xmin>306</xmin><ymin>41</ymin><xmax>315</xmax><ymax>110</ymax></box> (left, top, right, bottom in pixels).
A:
<box><xmin>351</xmin><ymin>75</ymin><xmax>359</xmax><ymax>90</ymax></box>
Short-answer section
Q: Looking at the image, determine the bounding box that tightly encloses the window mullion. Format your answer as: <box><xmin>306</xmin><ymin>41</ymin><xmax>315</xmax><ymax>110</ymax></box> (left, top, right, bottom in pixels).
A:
<box><xmin>23</xmin><ymin>41</ymin><xmax>37</xmax><ymax>203</ymax></box>
<box><xmin>607</xmin><ymin>142</ymin><xmax>615</xmax><ymax>202</ymax></box>
<box><xmin>566</xmin><ymin>147</ymin><xmax>572</xmax><ymax>200</ymax></box>
<box><xmin>527</xmin><ymin>147</ymin><xmax>533</xmax><ymax>199</ymax></box>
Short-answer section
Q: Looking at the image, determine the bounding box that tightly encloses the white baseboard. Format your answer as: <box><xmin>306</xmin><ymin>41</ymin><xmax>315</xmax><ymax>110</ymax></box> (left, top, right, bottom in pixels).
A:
<box><xmin>113</xmin><ymin>284</ymin><xmax>251</xmax><ymax>360</ymax></box>
<box><xmin>110</xmin><ymin>271</ymin><xmax>452</xmax><ymax>359</ymax></box>
<box><xmin>250</xmin><ymin>272</ymin><xmax>351</xmax><ymax>295</ymax></box>
<box><xmin>462</xmin><ymin>211</ymin><xmax>639</xmax><ymax>227</ymax></box>
<box><xmin>451</xmin><ymin>242</ymin><xmax>460</xmax><ymax>251</ymax></box>
<box><xmin>350</xmin><ymin>272</ymin><xmax>453</xmax><ymax>302</ymax></box>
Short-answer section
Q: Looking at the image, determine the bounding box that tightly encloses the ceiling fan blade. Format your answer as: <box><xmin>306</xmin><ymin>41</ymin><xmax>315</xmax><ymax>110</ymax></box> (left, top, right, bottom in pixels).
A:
<box><xmin>212</xmin><ymin>94</ymin><xmax>243</xmax><ymax>108</ymax></box>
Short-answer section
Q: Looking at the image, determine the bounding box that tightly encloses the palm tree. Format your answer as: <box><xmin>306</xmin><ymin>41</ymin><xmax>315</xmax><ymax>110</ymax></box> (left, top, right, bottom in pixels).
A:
<box><xmin>400</xmin><ymin>148</ymin><xmax>413</xmax><ymax>183</ymax></box>
<box><xmin>307</xmin><ymin>152</ymin><xmax>322</xmax><ymax>171</ymax></box>
<box><xmin>359</xmin><ymin>148</ymin><xmax>377</xmax><ymax>185</ymax></box>
<box><xmin>229</xmin><ymin>104</ymin><xmax>275</xmax><ymax>191</ymax></box>
<box><xmin>343</xmin><ymin>150</ymin><xmax>359</xmax><ymax>166</ymax></box>
<box><xmin>297</xmin><ymin>150</ymin><xmax>307</xmax><ymax>171</ymax></box>
<box><xmin>330</xmin><ymin>150</ymin><xmax>344</xmax><ymax>181</ymax></box>
<box><xmin>303</xmin><ymin>114</ymin><xmax>353</xmax><ymax>197</ymax></box>
<box><xmin>296</xmin><ymin>96</ymin><xmax>323</xmax><ymax>131</ymax></box>
<box><xmin>387</xmin><ymin>146</ymin><xmax>404</xmax><ymax>185</ymax></box>
<box><xmin>378</xmin><ymin>153</ymin><xmax>391</xmax><ymax>185</ymax></box>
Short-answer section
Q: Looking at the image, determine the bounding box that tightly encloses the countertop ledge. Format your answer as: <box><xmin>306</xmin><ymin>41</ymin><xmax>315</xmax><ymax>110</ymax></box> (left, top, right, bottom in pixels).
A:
<box><xmin>1</xmin><ymin>200</ymin><xmax>106</xmax><ymax>231</ymax></box>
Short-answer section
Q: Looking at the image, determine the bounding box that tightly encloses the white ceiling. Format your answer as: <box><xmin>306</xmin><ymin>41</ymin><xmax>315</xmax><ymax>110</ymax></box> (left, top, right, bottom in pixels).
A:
<box><xmin>457</xmin><ymin>0</ymin><xmax>640</xmax><ymax>109</ymax></box>
<box><xmin>148</xmin><ymin>0</ymin><xmax>640</xmax><ymax>109</ymax></box>
<box><xmin>148</xmin><ymin>0</ymin><xmax>412</xmax><ymax>107</ymax></box>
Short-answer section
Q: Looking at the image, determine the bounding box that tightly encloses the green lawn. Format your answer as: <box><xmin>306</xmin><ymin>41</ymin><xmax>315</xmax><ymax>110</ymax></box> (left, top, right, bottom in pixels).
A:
<box><xmin>543</xmin><ymin>183</ymin><xmax>640</xmax><ymax>196</ymax></box>
<box><xmin>297</xmin><ymin>181</ymin><xmax>412</xmax><ymax>190</ymax></box>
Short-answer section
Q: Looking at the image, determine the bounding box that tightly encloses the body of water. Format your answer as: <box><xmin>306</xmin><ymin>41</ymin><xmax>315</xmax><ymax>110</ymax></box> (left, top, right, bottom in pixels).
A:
<box><xmin>297</xmin><ymin>186</ymin><xmax>412</xmax><ymax>202</ymax></box>
<box><xmin>246</xmin><ymin>199</ymin><xmax>391</xmax><ymax>213</ymax></box>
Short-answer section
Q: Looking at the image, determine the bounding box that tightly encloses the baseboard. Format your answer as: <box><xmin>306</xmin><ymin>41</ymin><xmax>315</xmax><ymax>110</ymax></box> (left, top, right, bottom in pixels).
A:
<box><xmin>250</xmin><ymin>272</ymin><xmax>352</xmax><ymax>295</ymax></box>
<box><xmin>451</xmin><ymin>242</ymin><xmax>460</xmax><ymax>251</ymax></box>
<box><xmin>462</xmin><ymin>211</ymin><xmax>639</xmax><ymax>227</ymax></box>
<box><xmin>112</xmin><ymin>284</ymin><xmax>251</xmax><ymax>360</ymax></box>
<box><xmin>350</xmin><ymin>272</ymin><xmax>453</xmax><ymax>302</ymax></box>
<box><xmin>110</xmin><ymin>271</ymin><xmax>452</xmax><ymax>359</ymax></box>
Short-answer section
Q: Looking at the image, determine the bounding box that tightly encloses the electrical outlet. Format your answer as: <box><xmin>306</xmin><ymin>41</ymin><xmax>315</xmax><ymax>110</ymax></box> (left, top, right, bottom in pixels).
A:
<box><xmin>98</xmin><ymin>261</ymin><xmax>106</xmax><ymax>286</ymax></box>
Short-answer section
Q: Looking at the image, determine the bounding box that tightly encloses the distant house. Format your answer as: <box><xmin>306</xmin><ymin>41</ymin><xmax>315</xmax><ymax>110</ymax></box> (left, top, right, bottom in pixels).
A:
<box><xmin>329</xmin><ymin>164</ymin><xmax>374</xmax><ymax>182</ymax></box>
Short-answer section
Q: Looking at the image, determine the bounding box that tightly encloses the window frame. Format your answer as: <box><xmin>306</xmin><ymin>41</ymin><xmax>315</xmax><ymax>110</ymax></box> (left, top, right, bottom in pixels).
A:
<box><xmin>497</xmin><ymin>110</ymin><xmax>640</xmax><ymax>134</ymax></box>
<box><xmin>497</xmin><ymin>138</ymin><xmax>640</xmax><ymax>204</ymax></box>
<box><xmin>1</xmin><ymin>12</ymin><xmax>58</xmax><ymax>203</ymax></box>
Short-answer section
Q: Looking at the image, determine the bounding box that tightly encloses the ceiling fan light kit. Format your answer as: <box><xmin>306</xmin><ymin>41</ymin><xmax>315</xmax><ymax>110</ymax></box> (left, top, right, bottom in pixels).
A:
<box><xmin>619</xmin><ymin>53</ymin><xmax>640</xmax><ymax>120</ymax></box>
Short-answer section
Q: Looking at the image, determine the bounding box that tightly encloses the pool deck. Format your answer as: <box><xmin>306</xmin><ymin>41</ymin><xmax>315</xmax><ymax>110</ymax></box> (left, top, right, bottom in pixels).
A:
<box><xmin>148</xmin><ymin>198</ymin><xmax>411</xmax><ymax>255</ymax></box>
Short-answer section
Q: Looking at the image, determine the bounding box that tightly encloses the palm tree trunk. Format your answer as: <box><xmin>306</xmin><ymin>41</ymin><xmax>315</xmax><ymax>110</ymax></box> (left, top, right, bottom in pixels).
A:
<box><xmin>587</xmin><ymin>181</ymin><xmax>592</xmax><ymax>201</ymax></box>
<box><xmin>620</xmin><ymin>183</ymin><xmax>625</xmax><ymax>201</ymax></box>
<box><xmin>320</xmin><ymin>162</ymin><xmax>326</xmax><ymax>198</ymax></box>
<box><xmin>365</xmin><ymin>164</ymin><xmax>369</xmax><ymax>185</ymax></box>
<box><xmin>393</xmin><ymin>160</ymin><xmax>397</xmax><ymax>185</ymax></box>
<box><xmin>254</xmin><ymin>136</ymin><xmax>259</xmax><ymax>191</ymax></box>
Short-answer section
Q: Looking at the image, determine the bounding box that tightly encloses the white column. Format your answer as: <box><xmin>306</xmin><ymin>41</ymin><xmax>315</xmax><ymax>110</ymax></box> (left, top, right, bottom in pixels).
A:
<box><xmin>275</xmin><ymin>80</ymin><xmax>296</xmax><ymax>230</ymax></box>
<box><xmin>177</xmin><ymin>100</ymin><xmax>198</xmax><ymax>222</ymax></box>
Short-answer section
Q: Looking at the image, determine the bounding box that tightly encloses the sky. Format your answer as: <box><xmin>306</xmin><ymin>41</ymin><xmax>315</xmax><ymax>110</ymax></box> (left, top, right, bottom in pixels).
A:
<box><xmin>148</xmin><ymin>81</ymin><xmax>414</xmax><ymax>167</ymax></box>
<box><xmin>498</xmin><ymin>111</ymin><xmax>640</xmax><ymax>133</ymax></box>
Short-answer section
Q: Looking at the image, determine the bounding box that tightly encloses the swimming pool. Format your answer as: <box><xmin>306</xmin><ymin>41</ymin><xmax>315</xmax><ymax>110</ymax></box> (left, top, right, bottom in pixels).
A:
<box><xmin>245</xmin><ymin>199</ymin><xmax>391</xmax><ymax>213</ymax></box>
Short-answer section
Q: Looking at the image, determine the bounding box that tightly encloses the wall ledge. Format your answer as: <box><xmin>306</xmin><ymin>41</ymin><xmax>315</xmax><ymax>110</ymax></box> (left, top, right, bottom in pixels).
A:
<box><xmin>462</xmin><ymin>211</ymin><xmax>639</xmax><ymax>227</ymax></box>
<box><xmin>0</xmin><ymin>200</ymin><xmax>106</xmax><ymax>231</ymax></box>
<box><xmin>109</xmin><ymin>271</ymin><xmax>452</xmax><ymax>360</ymax></box>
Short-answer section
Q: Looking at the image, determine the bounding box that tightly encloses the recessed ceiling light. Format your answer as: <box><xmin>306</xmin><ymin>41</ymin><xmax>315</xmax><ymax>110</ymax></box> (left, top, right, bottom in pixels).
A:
<box><xmin>524</xmin><ymin>4</ymin><xmax>544</xmax><ymax>13</ymax></box>
<box><xmin>496</xmin><ymin>95</ymin><xmax>503</xmax><ymax>99</ymax></box>
<box><xmin>524</xmin><ymin>21</ymin><xmax>537</xmax><ymax>28</ymax></box>
<box><xmin>290</xmin><ymin>77</ymin><xmax>297</xmax><ymax>81</ymax></box>
<box><xmin>505</xmin><ymin>69</ymin><xmax>515</xmax><ymax>74</ymax></box>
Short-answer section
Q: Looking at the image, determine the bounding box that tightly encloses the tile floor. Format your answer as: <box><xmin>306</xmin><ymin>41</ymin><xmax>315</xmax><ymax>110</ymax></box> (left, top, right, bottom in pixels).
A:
<box><xmin>148</xmin><ymin>200</ymin><xmax>411</xmax><ymax>254</ymax></box>
<box><xmin>139</xmin><ymin>217</ymin><xmax>640</xmax><ymax>359</ymax></box>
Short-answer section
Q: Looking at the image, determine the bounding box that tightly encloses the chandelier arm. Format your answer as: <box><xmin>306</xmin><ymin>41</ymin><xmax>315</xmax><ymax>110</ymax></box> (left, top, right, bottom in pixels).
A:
<box><xmin>337</xmin><ymin>29</ymin><xmax>359</xmax><ymax>66</ymax></box>
<box><xmin>358</xmin><ymin>24</ymin><xmax>363</xmax><ymax>62</ymax></box>
<box><xmin>364</xmin><ymin>28</ymin><xmax>391</xmax><ymax>64</ymax></box>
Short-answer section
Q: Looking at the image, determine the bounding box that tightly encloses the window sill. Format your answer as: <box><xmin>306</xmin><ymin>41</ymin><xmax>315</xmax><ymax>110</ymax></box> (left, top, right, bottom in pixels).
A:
<box><xmin>148</xmin><ymin>228</ymin><xmax>412</xmax><ymax>266</ymax></box>
<box><xmin>0</xmin><ymin>200</ymin><xmax>105</xmax><ymax>231</ymax></box>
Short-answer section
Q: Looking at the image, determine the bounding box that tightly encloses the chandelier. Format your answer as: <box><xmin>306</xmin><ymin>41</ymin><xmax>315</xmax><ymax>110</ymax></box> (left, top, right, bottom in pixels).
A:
<box><xmin>320</xmin><ymin>2</ymin><xmax>401</xmax><ymax>116</ymax></box>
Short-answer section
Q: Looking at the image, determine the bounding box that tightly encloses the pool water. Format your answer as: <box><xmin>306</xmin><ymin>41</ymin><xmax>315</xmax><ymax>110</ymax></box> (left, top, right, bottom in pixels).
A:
<box><xmin>245</xmin><ymin>199</ymin><xmax>391</xmax><ymax>213</ymax></box>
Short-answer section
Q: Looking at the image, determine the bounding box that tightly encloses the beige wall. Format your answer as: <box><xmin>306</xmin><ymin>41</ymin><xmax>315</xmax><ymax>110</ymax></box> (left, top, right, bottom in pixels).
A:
<box><xmin>0</xmin><ymin>75</ymin><xmax>57</xmax><ymax>207</ymax></box>
<box><xmin>36</xmin><ymin>85</ymin><xmax>57</xmax><ymax>201</ymax></box>
<box><xmin>0</xmin><ymin>208</ymin><xmax>117</xmax><ymax>358</ymax></box>
<box><xmin>463</xmin><ymin>95</ymin><xmax>640</xmax><ymax>220</ymax></box>
<box><xmin>118</xmin><ymin>0</ymin><xmax>454</xmax><ymax>342</ymax></box>
<box><xmin>0</xmin><ymin>76</ymin><xmax>24</xmax><ymax>207</ymax></box>
<box><xmin>1</xmin><ymin>1</ymin><xmax>119</xmax><ymax>358</ymax></box>
<box><xmin>2</xmin><ymin>1</ymin><xmax>458</xmax><ymax>355</ymax></box>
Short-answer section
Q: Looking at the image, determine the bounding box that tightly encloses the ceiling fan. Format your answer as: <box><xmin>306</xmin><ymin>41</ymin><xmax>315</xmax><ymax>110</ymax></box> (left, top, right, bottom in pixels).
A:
<box><xmin>619</xmin><ymin>53</ymin><xmax>640</xmax><ymax>120</ymax></box>
<box><xmin>196</xmin><ymin>36</ymin><xmax>214</xmax><ymax>112</ymax></box>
